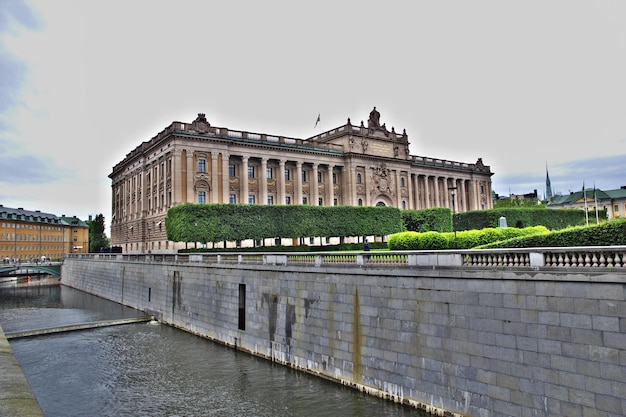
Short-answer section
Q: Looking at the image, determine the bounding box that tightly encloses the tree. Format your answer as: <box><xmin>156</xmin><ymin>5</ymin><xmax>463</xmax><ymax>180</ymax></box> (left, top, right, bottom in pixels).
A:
<box><xmin>87</xmin><ymin>214</ymin><xmax>109</xmax><ymax>252</ymax></box>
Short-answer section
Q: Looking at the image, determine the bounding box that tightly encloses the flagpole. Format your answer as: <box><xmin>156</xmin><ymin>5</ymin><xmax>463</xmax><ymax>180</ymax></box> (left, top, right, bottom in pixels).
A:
<box><xmin>594</xmin><ymin>182</ymin><xmax>599</xmax><ymax>224</ymax></box>
<box><xmin>583</xmin><ymin>181</ymin><xmax>589</xmax><ymax>226</ymax></box>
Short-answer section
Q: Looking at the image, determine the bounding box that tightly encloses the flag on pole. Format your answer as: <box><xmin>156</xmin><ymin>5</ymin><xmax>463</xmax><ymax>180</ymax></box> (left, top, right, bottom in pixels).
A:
<box><xmin>314</xmin><ymin>113</ymin><xmax>320</xmax><ymax>128</ymax></box>
<box><xmin>582</xmin><ymin>181</ymin><xmax>589</xmax><ymax>226</ymax></box>
<box><xmin>593</xmin><ymin>182</ymin><xmax>599</xmax><ymax>224</ymax></box>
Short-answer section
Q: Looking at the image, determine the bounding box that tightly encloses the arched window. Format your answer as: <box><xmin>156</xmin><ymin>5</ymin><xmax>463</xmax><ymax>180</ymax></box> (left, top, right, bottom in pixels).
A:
<box><xmin>358</xmin><ymin>198</ymin><xmax>363</xmax><ymax>206</ymax></box>
<box><xmin>357</xmin><ymin>173</ymin><xmax>362</xmax><ymax>184</ymax></box>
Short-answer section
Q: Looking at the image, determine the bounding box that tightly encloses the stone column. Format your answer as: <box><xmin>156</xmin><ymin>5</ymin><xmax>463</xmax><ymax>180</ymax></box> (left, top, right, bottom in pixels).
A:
<box><xmin>423</xmin><ymin>175</ymin><xmax>430</xmax><ymax>208</ymax></box>
<box><xmin>241</xmin><ymin>156</ymin><xmax>249</xmax><ymax>204</ymax></box>
<box><xmin>312</xmin><ymin>163</ymin><xmax>319</xmax><ymax>205</ymax></box>
<box><xmin>187</xmin><ymin>151</ymin><xmax>195</xmax><ymax>204</ymax></box>
<box><xmin>222</xmin><ymin>153</ymin><xmax>230</xmax><ymax>204</ymax></box>
<box><xmin>296</xmin><ymin>161</ymin><xmax>303</xmax><ymax>204</ymax></box>
<box><xmin>260</xmin><ymin>157</ymin><xmax>268</xmax><ymax>205</ymax></box>
<box><xmin>444</xmin><ymin>178</ymin><xmax>451</xmax><ymax>209</ymax></box>
<box><xmin>408</xmin><ymin>173</ymin><xmax>415</xmax><ymax>210</ymax></box>
<box><xmin>349</xmin><ymin>163</ymin><xmax>358</xmax><ymax>205</ymax></box>
<box><xmin>327</xmin><ymin>164</ymin><xmax>334</xmax><ymax>206</ymax></box>
<box><xmin>279</xmin><ymin>159</ymin><xmax>286</xmax><ymax>204</ymax></box>
<box><xmin>458</xmin><ymin>179</ymin><xmax>465</xmax><ymax>212</ymax></box>
<box><xmin>396</xmin><ymin>170</ymin><xmax>402</xmax><ymax>207</ymax></box>
<box><xmin>211</xmin><ymin>153</ymin><xmax>219</xmax><ymax>204</ymax></box>
<box><xmin>171</xmin><ymin>150</ymin><xmax>181</xmax><ymax>206</ymax></box>
<box><xmin>364</xmin><ymin>167</ymin><xmax>371</xmax><ymax>206</ymax></box>
<box><xmin>433</xmin><ymin>177</ymin><xmax>440</xmax><ymax>208</ymax></box>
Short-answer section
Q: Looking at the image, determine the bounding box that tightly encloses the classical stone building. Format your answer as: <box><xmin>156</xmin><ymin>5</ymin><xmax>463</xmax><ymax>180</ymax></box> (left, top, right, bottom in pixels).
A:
<box><xmin>109</xmin><ymin>108</ymin><xmax>493</xmax><ymax>252</ymax></box>
<box><xmin>0</xmin><ymin>205</ymin><xmax>89</xmax><ymax>262</ymax></box>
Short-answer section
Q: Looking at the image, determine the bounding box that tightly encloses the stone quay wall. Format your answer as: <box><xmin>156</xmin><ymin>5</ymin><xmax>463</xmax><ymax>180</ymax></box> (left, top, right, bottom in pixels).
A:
<box><xmin>61</xmin><ymin>251</ymin><xmax>626</xmax><ymax>417</ymax></box>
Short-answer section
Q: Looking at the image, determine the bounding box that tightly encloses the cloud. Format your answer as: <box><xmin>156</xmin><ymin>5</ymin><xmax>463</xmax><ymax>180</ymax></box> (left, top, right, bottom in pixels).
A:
<box><xmin>493</xmin><ymin>154</ymin><xmax>626</xmax><ymax>197</ymax></box>
<box><xmin>0</xmin><ymin>151</ymin><xmax>63</xmax><ymax>184</ymax></box>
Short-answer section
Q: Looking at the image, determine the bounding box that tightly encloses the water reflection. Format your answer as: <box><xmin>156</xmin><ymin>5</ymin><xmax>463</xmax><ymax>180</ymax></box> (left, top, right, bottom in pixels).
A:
<box><xmin>1</xmin><ymin>285</ymin><xmax>427</xmax><ymax>417</ymax></box>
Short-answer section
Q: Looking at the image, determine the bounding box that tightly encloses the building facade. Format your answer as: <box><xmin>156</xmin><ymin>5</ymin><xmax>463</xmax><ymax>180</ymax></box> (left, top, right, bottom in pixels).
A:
<box><xmin>547</xmin><ymin>186</ymin><xmax>626</xmax><ymax>220</ymax></box>
<box><xmin>110</xmin><ymin>108</ymin><xmax>493</xmax><ymax>252</ymax></box>
<box><xmin>0</xmin><ymin>205</ymin><xmax>89</xmax><ymax>262</ymax></box>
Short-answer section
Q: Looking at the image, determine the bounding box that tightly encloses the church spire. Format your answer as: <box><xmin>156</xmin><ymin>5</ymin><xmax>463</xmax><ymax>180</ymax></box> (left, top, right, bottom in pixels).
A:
<box><xmin>545</xmin><ymin>163</ymin><xmax>553</xmax><ymax>201</ymax></box>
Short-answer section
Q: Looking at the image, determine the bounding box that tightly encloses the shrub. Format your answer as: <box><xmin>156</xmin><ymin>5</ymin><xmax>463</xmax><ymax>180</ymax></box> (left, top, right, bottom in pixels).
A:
<box><xmin>479</xmin><ymin>219</ymin><xmax>626</xmax><ymax>248</ymax></box>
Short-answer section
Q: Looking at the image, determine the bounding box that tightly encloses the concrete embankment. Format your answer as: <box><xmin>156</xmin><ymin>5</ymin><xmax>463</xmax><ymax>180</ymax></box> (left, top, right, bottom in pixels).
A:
<box><xmin>0</xmin><ymin>325</ymin><xmax>44</xmax><ymax>417</ymax></box>
<box><xmin>4</xmin><ymin>316</ymin><xmax>152</xmax><ymax>340</ymax></box>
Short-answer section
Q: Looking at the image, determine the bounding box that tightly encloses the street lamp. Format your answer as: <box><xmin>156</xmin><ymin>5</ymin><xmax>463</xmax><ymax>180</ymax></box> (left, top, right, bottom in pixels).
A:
<box><xmin>448</xmin><ymin>186</ymin><xmax>457</xmax><ymax>248</ymax></box>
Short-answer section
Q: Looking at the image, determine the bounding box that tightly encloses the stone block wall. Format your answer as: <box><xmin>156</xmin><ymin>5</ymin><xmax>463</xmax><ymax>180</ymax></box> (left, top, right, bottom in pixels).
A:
<box><xmin>61</xmin><ymin>258</ymin><xmax>626</xmax><ymax>417</ymax></box>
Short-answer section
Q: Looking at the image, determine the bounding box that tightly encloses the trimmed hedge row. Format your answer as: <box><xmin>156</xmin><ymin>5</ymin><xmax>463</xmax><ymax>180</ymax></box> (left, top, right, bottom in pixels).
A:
<box><xmin>401</xmin><ymin>207</ymin><xmax>602</xmax><ymax>234</ymax></box>
<box><xmin>387</xmin><ymin>226</ymin><xmax>548</xmax><ymax>250</ymax></box>
<box><xmin>455</xmin><ymin>207</ymin><xmax>605</xmax><ymax>231</ymax></box>
<box><xmin>479</xmin><ymin>219</ymin><xmax>626</xmax><ymax>248</ymax></box>
<box><xmin>402</xmin><ymin>208</ymin><xmax>452</xmax><ymax>232</ymax></box>
<box><xmin>166</xmin><ymin>203</ymin><xmax>404</xmax><ymax>244</ymax></box>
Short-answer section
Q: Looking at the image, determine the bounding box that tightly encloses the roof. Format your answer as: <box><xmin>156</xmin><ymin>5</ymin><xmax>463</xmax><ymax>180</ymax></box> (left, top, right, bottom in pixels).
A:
<box><xmin>0</xmin><ymin>205</ymin><xmax>87</xmax><ymax>226</ymax></box>
<box><xmin>0</xmin><ymin>205</ymin><xmax>60</xmax><ymax>223</ymax></box>
<box><xmin>59</xmin><ymin>216</ymin><xmax>89</xmax><ymax>228</ymax></box>
<box><xmin>547</xmin><ymin>186</ymin><xmax>626</xmax><ymax>206</ymax></box>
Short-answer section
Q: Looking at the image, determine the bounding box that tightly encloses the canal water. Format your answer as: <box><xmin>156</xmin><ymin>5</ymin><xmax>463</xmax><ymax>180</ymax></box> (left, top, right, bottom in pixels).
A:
<box><xmin>1</xmin><ymin>283</ymin><xmax>427</xmax><ymax>417</ymax></box>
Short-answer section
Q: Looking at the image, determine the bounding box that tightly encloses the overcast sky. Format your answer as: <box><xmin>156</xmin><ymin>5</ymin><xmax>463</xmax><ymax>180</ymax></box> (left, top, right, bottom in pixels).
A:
<box><xmin>2</xmin><ymin>0</ymin><xmax>626</xmax><ymax>230</ymax></box>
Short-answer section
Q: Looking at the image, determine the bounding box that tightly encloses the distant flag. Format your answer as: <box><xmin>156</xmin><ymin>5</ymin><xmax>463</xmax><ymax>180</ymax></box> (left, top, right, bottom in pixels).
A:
<box><xmin>582</xmin><ymin>181</ymin><xmax>589</xmax><ymax>226</ymax></box>
<box><xmin>314</xmin><ymin>113</ymin><xmax>320</xmax><ymax>128</ymax></box>
<box><xmin>593</xmin><ymin>181</ymin><xmax>599</xmax><ymax>224</ymax></box>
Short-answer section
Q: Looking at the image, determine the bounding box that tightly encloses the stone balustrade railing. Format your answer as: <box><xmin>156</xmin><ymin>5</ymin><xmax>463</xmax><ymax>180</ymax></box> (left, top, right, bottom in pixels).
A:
<box><xmin>66</xmin><ymin>246</ymin><xmax>626</xmax><ymax>270</ymax></box>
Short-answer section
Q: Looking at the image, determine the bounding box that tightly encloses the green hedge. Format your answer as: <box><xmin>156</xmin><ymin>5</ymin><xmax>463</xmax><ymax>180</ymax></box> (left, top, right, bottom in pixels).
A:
<box><xmin>388</xmin><ymin>226</ymin><xmax>549</xmax><ymax>250</ymax></box>
<box><xmin>402</xmin><ymin>208</ymin><xmax>452</xmax><ymax>232</ymax></box>
<box><xmin>479</xmin><ymin>219</ymin><xmax>626</xmax><ymax>248</ymax></box>
<box><xmin>166</xmin><ymin>204</ymin><xmax>405</xmax><ymax>244</ymax></box>
<box><xmin>455</xmin><ymin>207</ymin><xmax>606</xmax><ymax>230</ymax></box>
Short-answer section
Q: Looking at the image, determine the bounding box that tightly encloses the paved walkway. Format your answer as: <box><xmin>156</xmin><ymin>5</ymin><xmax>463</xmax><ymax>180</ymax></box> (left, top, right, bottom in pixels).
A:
<box><xmin>0</xmin><ymin>325</ymin><xmax>44</xmax><ymax>417</ymax></box>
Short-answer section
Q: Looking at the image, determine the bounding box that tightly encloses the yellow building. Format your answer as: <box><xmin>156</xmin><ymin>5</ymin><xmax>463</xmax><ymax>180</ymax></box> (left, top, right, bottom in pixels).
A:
<box><xmin>110</xmin><ymin>108</ymin><xmax>494</xmax><ymax>252</ymax></box>
<box><xmin>0</xmin><ymin>205</ymin><xmax>89</xmax><ymax>262</ymax></box>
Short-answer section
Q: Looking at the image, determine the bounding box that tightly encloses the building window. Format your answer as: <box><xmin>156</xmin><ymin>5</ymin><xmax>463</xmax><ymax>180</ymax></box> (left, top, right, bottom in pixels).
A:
<box><xmin>285</xmin><ymin>196</ymin><xmax>291</xmax><ymax>204</ymax></box>
<box><xmin>302</xmin><ymin>170</ymin><xmax>307</xmax><ymax>182</ymax></box>
<box><xmin>318</xmin><ymin>198</ymin><xmax>323</xmax><ymax>206</ymax></box>
<box><xmin>229</xmin><ymin>194</ymin><xmax>237</xmax><ymax>204</ymax></box>
<box><xmin>358</xmin><ymin>198</ymin><xmax>363</xmax><ymax>206</ymax></box>
<box><xmin>198</xmin><ymin>159</ymin><xmax>206</xmax><ymax>173</ymax></box>
<box><xmin>266</xmin><ymin>167</ymin><xmax>273</xmax><ymax>179</ymax></box>
<box><xmin>248</xmin><ymin>195</ymin><xmax>255</xmax><ymax>204</ymax></box>
<box><xmin>357</xmin><ymin>173</ymin><xmax>362</xmax><ymax>184</ymax></box>
<box><xmin>402</xmin><ymin>200</ymin><xmax>406</xmax><ymax>209</ymax></box>
<box><xmin>284</xmin><ymin>169</ymin><xmax>290</xmax><ymax>181</ymax></box>
<box><xmin>267</xmin><ymin>196</ymin><xmax>274</xmax><ymax>205</ymax></box>
<box><xmin>198</xmin><ymin>191</ymin><xmax>206</xmax><ymax>204</ymax></box>
<box><xmin>238</xmin><ymin>284</ymin><xmax>246</xmax><ymax>331</ymax></box>
<box><xmin>333</xmin><ymin>172</ymin><xmax>337</xmax><ymax>184</ymax></box>
<box><xmin>229</xmin><ymin>164</ymin><xmax>236</xmax><ymax>178</ymax></box>
<box><xmin>318</xmin><ymin>171</ymin><xmax>322</xmax><ymax>183</ymax></box>
<box><xmin>248</xmin><ymin>166</ymin><xmax>255</xmax><ymax>179</ymax></box>
<box><xmin>303</xmin><ymin>197</ymin><xmax>308</xmax><ymax>205</ymax></box>
<box><xmin>333</xmin><ymin>198</ymin><xmax>337</xmax><ymax>206</ymax></box>
<box><xmin>401</xmin><ymin>177</ymin><xmax>405</xmax><ymax>187</ymax></box>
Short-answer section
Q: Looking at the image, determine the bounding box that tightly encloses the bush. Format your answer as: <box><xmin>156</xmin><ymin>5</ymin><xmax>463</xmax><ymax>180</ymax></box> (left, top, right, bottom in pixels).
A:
<box><xmin>479</xmin><ymin>219</ymin><xmax>626</xmax><ymax>248</ymax></box>
<box><xmin>388</xmin><ymin>226</ymin><xmax>549</xmax><ymax>250</ymax></box>
<box><xmin>418</xmin><ymin>231</ymin><xmax>449</xmax><ymax>250</ymax></box>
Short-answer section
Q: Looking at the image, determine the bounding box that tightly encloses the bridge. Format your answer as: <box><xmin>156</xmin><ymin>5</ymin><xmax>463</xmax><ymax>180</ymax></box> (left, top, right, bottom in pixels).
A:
<box><xmin>0</xmin><ymin>262</ymin><xmax>62</xmax><ymax>278</ymax></box>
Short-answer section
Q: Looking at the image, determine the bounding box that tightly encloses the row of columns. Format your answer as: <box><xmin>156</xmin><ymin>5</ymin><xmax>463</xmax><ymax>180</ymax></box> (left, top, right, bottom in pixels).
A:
<box><xmin>182</xmin><ymin>152</ymin><xmax>337</xmax><ymax>206</ymax></box>
<box><xmin>113</xmin><ymin>151</ymin><xmax>489</xmax><ymax>226</ymax></box>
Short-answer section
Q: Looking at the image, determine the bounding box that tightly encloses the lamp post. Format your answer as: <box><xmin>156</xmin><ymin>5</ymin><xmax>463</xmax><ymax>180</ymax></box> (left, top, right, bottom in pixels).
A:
<box><xmin>448</xmin><ymin>186</ymin><xmax>457</xmax><ymax>248</ymax></box>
